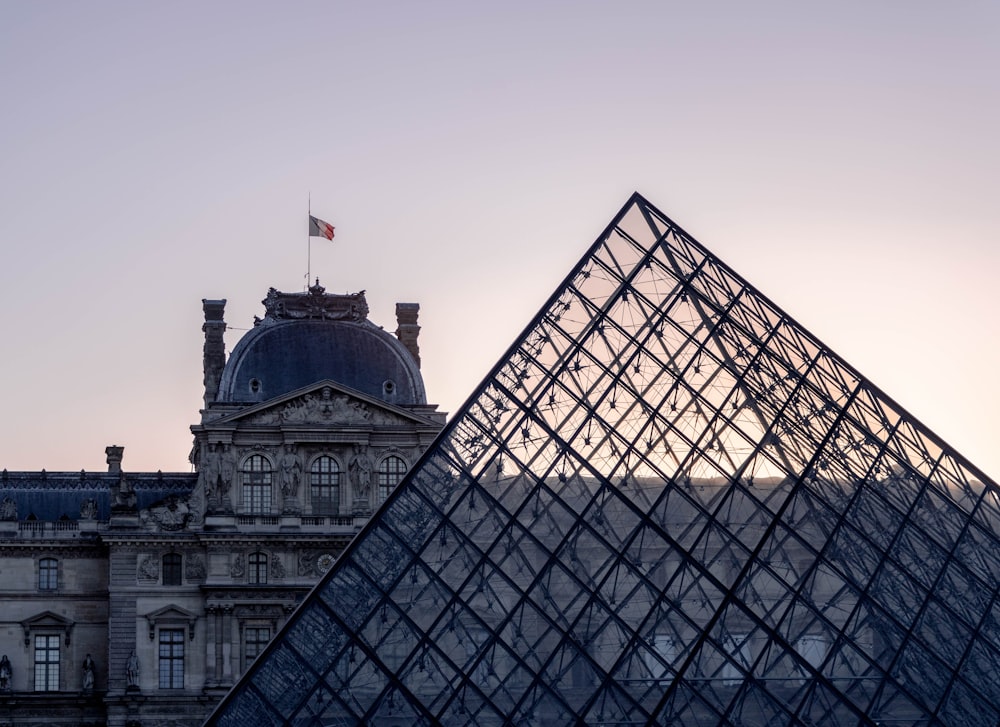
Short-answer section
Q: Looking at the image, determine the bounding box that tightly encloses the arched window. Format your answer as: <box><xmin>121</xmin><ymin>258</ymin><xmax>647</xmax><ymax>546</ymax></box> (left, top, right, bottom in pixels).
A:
<box><xmin>310</xmin><ymin>456</ymin><xmax>340</xmax><ymax>515</ymax></box>
<box><xmin>242</xmin><ymin>455</ymin><xmax>272</xmax><ymax>514</ymax></box>
<box><xmin>38</xmin><ymin>558</ymin><xmax>58</xmax><ymax>591</ymax></box>
<box><xmin>248</xmin><ymin>552</ymin><xmax>268</xmax><ymax>584</ymax></box>
<box><xmin>377</xmin><ymin>456</ymin><xmax>407</xmax><ymax>504</ymax></box>
<box><xmin>162</xmin><ymin>553</ymin><xmax>182</xmax><ymax>586</ymax></box>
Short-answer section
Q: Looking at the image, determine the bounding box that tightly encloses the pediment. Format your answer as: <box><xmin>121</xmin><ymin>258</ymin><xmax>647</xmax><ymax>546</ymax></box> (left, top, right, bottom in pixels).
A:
<box><xmin>144</xmin><ymin>604</ymin><xmax>198</xmax><ymax>622</ymax></box>
<box><xmin>22</xmin><ymin>611</ymin><xmax>74</xmax><ymax>645</ymax></box>
<box><xmin>211</xmin><ymin>380</ymin><xmax>438</xmax><ymax>429</ymax></box>
<box><xmin>22</xmin><ymin>611</ymin><xmax>73</xmax><ymax>630</ymax></box>
<box><xmin>144</xmin><ymin>604</ymin><xmax>198</xmax><ymax>641</ymax></box>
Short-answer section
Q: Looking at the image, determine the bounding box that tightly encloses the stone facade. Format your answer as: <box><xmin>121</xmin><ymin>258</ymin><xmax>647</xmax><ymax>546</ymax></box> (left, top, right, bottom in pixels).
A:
<box><xmin>0</xmin><ymin>285</ymin><xmax>444</xmax><ymax>726</ymax></box>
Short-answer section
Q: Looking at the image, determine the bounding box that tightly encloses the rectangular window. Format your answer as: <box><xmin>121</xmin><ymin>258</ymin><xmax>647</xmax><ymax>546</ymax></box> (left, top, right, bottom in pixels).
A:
<box><xmin>248</xmin><ymin>552</ymin><xmax>268</xmax><ymax>585</ymax></box>
<box><xmin>158</xmin><ymin>629</ymin><xmax>184</xmax><ymax>689</ymax></box>
<box><xmin>243</xmin><ymin>483</ymin><xmax>272</xmax><ymax>514</ymax></box>
<box><xmin>162</xmin><ymin>553</ymin><xmax>182</xmax><ymax>586</ymax></box>
<box><xmin>245</xmin><ymin>626</ymin><xmax>270</xmax><ymax>668</ymax></box>
<box><xmin>34</xmin><ymin>635</ymin><xmax>60</xmax><ymax>691</ymax></box>
<box><xmin>38</xmin><ymin>558</ymin><xmax>58</xmax><ymax>590</ymax></box>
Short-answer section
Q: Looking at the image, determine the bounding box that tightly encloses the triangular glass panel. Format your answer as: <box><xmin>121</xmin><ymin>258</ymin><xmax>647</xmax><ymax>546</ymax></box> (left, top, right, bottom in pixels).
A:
<box><xmin>207</xmin><ymin>194</ymin><xmax>1000</xmax><ymax>726</ymax></box>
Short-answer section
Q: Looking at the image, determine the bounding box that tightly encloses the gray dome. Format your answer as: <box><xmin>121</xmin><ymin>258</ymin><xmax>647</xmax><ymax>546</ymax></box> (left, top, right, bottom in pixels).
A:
<box><xmin>217</xmin><ymin>318</ymin><xmax>426</xmax><ymax>406</ymax></box>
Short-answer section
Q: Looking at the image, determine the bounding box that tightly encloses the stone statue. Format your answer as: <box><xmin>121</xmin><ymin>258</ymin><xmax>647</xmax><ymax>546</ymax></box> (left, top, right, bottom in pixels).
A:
<box><xmin>126</xmin><ymin>650</ymin><xmax>139</xmax><ymax>689</ymax></box>
<box><xmin>0</xmin><ymin>497</ymin><xmax>16</xmax><ymax>521</ymax></box>
<box><xmin>201</xmin><ymin>444</ymin><xmax>221</xmax><ymax>499</ymax></box>
<box><xmin>349</xmin><ymin>445</ymin><xmax>372</xmax><ymax>500</ymax></box>
<box><xmin>112</xmin><ymin>472</ymin><xmax>137</xmax><ymax>510</ymax></box>
<box><xmin>80</xmin><ymin>498</ymin><xmax>98</xmax><ymax>520</ymax></box>
<box><xmin>280</xmin><ymin>447</ymin><xmax>302</xmax><ymax>497</ymax></box>
<box><xmin>0</xmin><ymin>654</ymin><xmax>11</xmax><ymax>691</ymax></box>
<box><xmin>82</xmin><ymin>653</ymin><xmax>95</xmax><ymax>692</ymax></box>
<box><xmin>217</xmin><ymin>444</ymin><xmax>236</xmax><ymax>497</ymax></box>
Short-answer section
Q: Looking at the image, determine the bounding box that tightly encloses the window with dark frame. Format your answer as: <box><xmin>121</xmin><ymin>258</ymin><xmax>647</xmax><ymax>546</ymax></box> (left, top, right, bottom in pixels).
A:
<box><xmin>162</xmin><ymin>553</ymin><xmax>182</xmax><ymax>586</ymax></box>
<box><xmin>38</xmin><ymin>558</ymin><xmax>58</xmax><ymax>591</ymax></box>
<box><xmin>248</xmin><ymin>551</ymin><xmax>268</xmax><ymax>584</ymax></box>
<box><xmin>34</xmin><ymin>634</ymin><xmax>59</xmax><ymax>691</ymax></box>
<box><xmin>245</xmin><ymin>626</ymin><xmax>271</xmax><ymax>669</ymax></box>
<box><xmin>242</xmin><ymin>455</ymin><xmax>272</xmax><ymax>514</ymax></box>
<box><xmin>377</xmin><ymin>455</ymin><xmax>407</xmax><ymax>504</ymax></box>
<box><xmin>310</xmin><ymin>456</ymin><xmax>340</xmax><ymax>515</ymax></box>
<box><xmin>158</xmin><ymin>629</ymin><xmax>184</xmax><ymax>689</ymax></box>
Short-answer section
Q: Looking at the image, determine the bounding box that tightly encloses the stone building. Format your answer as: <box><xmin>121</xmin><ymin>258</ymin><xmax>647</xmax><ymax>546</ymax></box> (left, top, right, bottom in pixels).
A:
<box><xmin>0</xmin><ymin>282</ymin><xmax>444</xmax><ymax>726</ymax></box>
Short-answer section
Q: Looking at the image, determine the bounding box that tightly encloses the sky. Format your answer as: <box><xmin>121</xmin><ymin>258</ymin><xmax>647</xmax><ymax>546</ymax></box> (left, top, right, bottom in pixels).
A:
<box><xmin>1</xmin><ymin>1</ymin><xmax>998</xmax><ymax>480</ymax></box>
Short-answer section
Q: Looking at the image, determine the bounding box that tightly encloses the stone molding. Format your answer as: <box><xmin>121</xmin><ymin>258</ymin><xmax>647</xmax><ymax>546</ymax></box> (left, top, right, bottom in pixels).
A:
<box><xmin>261</xmin><ymin>284</ymin><xmax>368</xmax><ymax>322</ymax></box>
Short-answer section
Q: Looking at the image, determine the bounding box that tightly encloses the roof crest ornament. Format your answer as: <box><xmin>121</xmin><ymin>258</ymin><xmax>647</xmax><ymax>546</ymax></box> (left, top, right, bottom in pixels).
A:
<box><xmin>261</xmin><ymin>281</ymin><xmax>369</xmax><ymax>322</ymax></box>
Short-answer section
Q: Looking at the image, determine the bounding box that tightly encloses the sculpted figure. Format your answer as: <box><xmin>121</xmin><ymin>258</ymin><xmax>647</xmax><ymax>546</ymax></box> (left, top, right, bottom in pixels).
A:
<box><xmin>126</xmin><ymin>650</ymin><xmax>139</xmax><ymax>688</ymax></box>
<box><xmin>280</xmin><ymin>447</ymin><xmax>302</xmax><ymax>497</ymax></box>
<box><xmin>201</xmin><ymin>443</ymin><xmax>222</xmax><ymax>499</ymax></box>
<box><xmin>217</xmin><ymin>444</ymin><xmax>236</xmax><ymax>497</ymax></box>
<box><xmin>80</xmin><ymin>498</ymin><xmax>98</xmax><ymax>519</ymax></box>
<box><xmin>82</xmin><ymin>653</ymin><xmax>95</xmax><ymax>692</ymax></box>
<box><xmin>0</xmin><ymin>497</ymin><xmax>16</xmax><ymax>520</ymax></box>
<box><xmin>0</xmin><ymin>654</ymin><xmax>11</xmax><ymax>691</ymax></box>
<box><xmin>112</xmin><ymin>472</ymin><xmax>136</xmax><ymax>509</ymax></box>
<box><xmin>349</xmin><ymin>445</ymin><xmax>372</xmax><ymax>500</ymax></box>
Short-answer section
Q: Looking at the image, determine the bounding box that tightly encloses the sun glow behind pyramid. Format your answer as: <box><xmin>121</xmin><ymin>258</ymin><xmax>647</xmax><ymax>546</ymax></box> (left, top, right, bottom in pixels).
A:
<box><xmin>207</xmin><ymin>194</ymin><xmax>1000</xmax><ymax>726</ymax></box>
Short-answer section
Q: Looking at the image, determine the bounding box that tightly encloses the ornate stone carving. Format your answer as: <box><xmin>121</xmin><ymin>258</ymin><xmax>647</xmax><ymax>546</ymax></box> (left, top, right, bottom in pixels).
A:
<box><xmin>270</xmin><ymin>552</ymin><xmax>285</xmax><ymax>579</ymax></box>
<box><xmin>261</xmin><ymin>284</ymin><xmax>368</xmax><ymax>322</ymax></box>
<box><xmin>185</xmin><ymin>554</ymin><xmax>206</xmax><ymax>582</ymax></box>
<box><xmin>138</xmin><ymin>555</ymin><xmax>159</xmax><ymax>581</ymax></box>
<box><xmin>298</xmin><ymin>552</ymin><xmax>318</xmax><ymax>577</ymax></box>
<box><xmin>0</xmin><ymin>497</ymin><xmax>15</xmax><ymax>521</ymax></box>
<box><xmin>140</xmin><ymin>495</ymin><xmax>193</xmax><ymax>531</ymax></box>
<box><xmin>231</xmin><ymin>554</ymin><xmax>245</xmax><ymax>579</ymax></box>
<box><xmin>242</xmin><ymin>388</ymin><xmax>404</xmax><ymax>427</ymax></box>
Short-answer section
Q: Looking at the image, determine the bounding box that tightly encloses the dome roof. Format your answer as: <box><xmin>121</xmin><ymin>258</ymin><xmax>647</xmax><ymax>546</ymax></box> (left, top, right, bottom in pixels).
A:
<box><xmin>215</xmin><ymin>286</ymin><xmax>425</xmax><ymax>406</ymax></box>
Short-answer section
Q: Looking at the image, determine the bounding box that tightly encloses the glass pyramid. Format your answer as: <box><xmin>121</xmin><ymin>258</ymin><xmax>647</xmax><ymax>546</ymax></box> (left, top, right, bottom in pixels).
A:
<box><xmin>207</xmin><ymin>194</ymin><xmax>1000</xmax><ymax>726</ymax></box>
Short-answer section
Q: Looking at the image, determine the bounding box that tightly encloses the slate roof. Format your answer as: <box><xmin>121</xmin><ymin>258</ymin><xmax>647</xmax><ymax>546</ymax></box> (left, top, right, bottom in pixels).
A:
<box><xmin>0</xmin><ymin>471</ymin><xmax>197</xmax><ymax>521</ymax></box>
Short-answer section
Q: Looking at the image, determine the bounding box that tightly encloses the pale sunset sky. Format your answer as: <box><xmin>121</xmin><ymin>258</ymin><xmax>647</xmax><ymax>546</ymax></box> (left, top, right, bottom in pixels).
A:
<box><xmin>1</xmin><ymin>2</ymin><xmax>998</xmax><ymax>479</ymax></box>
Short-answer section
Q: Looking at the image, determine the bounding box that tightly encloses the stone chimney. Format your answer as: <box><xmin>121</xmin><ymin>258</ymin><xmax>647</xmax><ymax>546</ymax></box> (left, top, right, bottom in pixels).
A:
<box><xmin>106</xmin><ymin>445</ymin><xmax>124</xmax><ymax>474</ymax></box>
<box><xmin>395</xmin><ymin>303</ymin><xmax>421</xmax><ymax>368</ymax></box>
<box><xmin>202</xmin><ymin>299</ymin><xmax>227</xmax><ymax>407</ymax></box>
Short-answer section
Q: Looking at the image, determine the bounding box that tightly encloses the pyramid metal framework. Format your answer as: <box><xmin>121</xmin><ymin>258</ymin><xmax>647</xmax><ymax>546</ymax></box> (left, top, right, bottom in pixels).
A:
<box><xmin>207</xmin><ymin>194</ymin><xmax>1000</xmax><ymax>726</ymax></box>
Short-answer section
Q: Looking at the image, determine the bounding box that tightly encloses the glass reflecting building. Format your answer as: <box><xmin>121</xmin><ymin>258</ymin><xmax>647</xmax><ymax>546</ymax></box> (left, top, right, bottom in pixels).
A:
<box><xmin>206</xmin><ymin>194</ymin><xmax>1000</xmax><ymax>726</ymax></box>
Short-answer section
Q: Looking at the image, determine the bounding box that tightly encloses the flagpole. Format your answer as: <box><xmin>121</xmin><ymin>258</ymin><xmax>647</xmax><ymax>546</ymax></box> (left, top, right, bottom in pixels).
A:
<box><xmin>307</xmin><ymin>193</ymin><xmax>312</xmax><ymax>290</ymax></box>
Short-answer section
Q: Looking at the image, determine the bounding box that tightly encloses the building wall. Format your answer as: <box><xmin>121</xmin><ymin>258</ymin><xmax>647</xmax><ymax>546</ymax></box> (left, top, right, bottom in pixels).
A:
<box><xmin>0</xmin><ymin>287</ymin><xmax>444</xmax><ymax>726</ymax></box>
